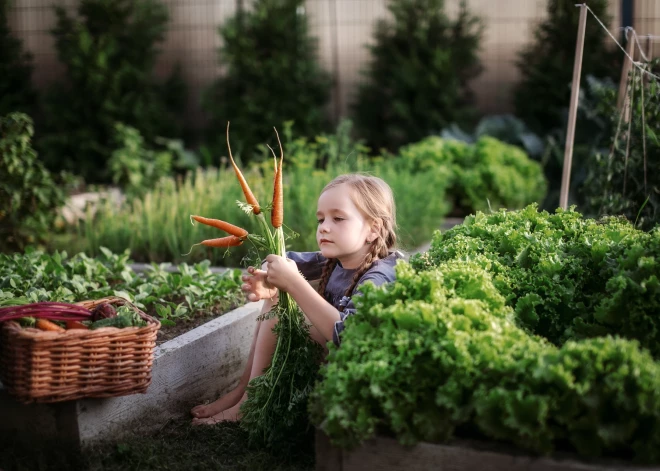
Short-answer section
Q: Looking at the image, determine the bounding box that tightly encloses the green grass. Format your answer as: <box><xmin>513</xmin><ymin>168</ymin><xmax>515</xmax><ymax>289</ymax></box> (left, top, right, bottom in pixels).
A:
<box><xmin>0</xmin><ymin>420</ymin><xmax>314</xmax><ymax>471</ymax></box>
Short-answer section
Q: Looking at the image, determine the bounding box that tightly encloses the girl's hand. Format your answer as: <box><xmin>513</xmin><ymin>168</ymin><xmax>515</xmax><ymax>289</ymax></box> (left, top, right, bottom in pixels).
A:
<box><xmin>241</xmin><ymin>266</ymin><xmax>278</xmax><ymax>302</ymax></box>
<box><xmin>264</xmin><ymin>254</ymin><xmax>303</xmax><ymax>293</ymax></box>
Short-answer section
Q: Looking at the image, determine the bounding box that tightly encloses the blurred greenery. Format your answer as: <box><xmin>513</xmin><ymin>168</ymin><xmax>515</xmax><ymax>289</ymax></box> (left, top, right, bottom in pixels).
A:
<box><xmin>56</xmin><ymin>122</ymin><xmax>453</xmax><ymax>265</ymax></box>
<box><xmin>202</xmin><ymin>0</ymin><xmax>331</xmax><ymax>165</ymax></box>
<box><xmin>395</xmin><ymin>135</ymin><xmax>546</xmax><ymax>215</ymax></box>
<box><xmin>38</xmin><ymin>0</ymin><xmax>186</xmax><ymax>183</ymax></box>
<box><xmin>352</xmin><ymin>0</ymin><xmax>483</xmax><ymax>154</ymax></box>
<box><xmin>0</xmin><ymin>113</ymin><xmax>73</xmax><ymax>253</ymax></box>
<box><xmin>0</xmin><ymin>0</ymin><xmax>36</xmax><ymax>117</ymax></box>
<box><xmin>585</xmin><ymin>60</ymin><xmax>660</xmax><ymax>230</ymax></box>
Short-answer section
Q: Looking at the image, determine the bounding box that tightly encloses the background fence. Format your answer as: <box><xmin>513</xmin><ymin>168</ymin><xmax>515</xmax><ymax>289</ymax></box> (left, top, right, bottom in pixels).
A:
<box><xmin>8</xmin><ymin>0</ymin><xmax>651</xmax><ymax>131</ymax></box>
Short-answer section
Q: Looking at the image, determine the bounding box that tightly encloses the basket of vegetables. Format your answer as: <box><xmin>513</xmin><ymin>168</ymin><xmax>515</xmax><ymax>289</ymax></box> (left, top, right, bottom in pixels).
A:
<box><xmin>0</xmin><ymin>296</ymin><xmax>160</xmax><ymax>404</ymax></box>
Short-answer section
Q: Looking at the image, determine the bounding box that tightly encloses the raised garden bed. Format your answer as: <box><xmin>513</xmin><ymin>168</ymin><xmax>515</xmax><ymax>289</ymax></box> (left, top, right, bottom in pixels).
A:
<box><xmin>0</xmin><ymin>300</ymin><xmax>263</xmax><ymax>449</ymax></box>
<box><xmin>316</xmin><ymin>432</ymin><xmax>660</xmax><ymax>471</ymax></box>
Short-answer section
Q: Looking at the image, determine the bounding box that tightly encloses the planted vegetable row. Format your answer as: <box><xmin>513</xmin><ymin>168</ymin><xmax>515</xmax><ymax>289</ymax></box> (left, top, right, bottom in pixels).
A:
<box><xmin>311</xmin><ymin>205</ymin><xmax>660</xmax><ymax>464</ymax></box>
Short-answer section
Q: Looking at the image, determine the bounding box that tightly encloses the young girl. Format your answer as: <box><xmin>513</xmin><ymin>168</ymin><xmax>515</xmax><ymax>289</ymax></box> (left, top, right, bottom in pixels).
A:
<box><xmin>190</xmin><ymin>173</ymin><xmax>401</xmax><ymax>425</ymax></box>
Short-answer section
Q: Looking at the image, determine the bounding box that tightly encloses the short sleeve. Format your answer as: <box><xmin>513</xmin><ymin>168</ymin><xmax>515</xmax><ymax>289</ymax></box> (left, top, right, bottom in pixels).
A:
<box><xmin>285</xmin><ymin>251</ymin><xmax>326</xmax><ymax>281</ymax></box>
<box><xmin>331</xmin><ymin>271</ymin><xmax>394</xmax><ymax>346</ymax></box>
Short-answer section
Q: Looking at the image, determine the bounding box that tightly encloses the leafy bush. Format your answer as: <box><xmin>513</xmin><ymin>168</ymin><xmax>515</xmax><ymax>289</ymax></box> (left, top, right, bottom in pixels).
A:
<box><xmin>310</xmin><ymin>261</ymin><xmax>660</xmax><ymax>463</ymax></box>
<box><xmin>585</xmin><ymin>61</ymin><xmax>660</xmax><ymax>229</ymax></box>
<box><xmin>352</xmin><ymin>0</ymin><xmax>483</xmax><ymax>153</ymax></box>
<box><xmin>0</xmin><ymin>113</ymin><xmax>69</xmax><ymax>252</ymax></box>
<box><xmin>0</xmin><ymin>0</ymin><xmax>36</xmax><ymax>116</ymax></box>
<box><xmin>411</xmin><ymin>205</ymin><xmax>660</xmax><ymax>358</ymax></box>
<box><xmin>0</xmin><ymin>248</ymin><xmax>243</xmax><ymax>326</ymax></box>
<box><xmin>397</xmin><ymin>136</ymin><xmax>546</xmax><ymax>214</ymax></box>
<box><xmin>60</xmin><ymin>125</ymin><xmax>452</xmax><ymax>265</ymax></box>
<box><xmin>38</xmin><ymin>0</ymin><xmax>186</xmax><ymax>183</ymax></box>
<box><xmin>202</xmin><ymin>0</ymin><xmax>331</xmax><ymax>165</ymax></box>
<box><xmin>441</xmin><ymin>114</ymin><xmax>545</xmax><ymax>159</ymax></box>
<box><xmin>108</xmin><ymin>123</ymin><xmax>199</xmax><ymax>199</ymax></box>
<box><xmin>513</xmin><ymin>0</ymin><xmax>619</xmax><ymax>136</ymax></box>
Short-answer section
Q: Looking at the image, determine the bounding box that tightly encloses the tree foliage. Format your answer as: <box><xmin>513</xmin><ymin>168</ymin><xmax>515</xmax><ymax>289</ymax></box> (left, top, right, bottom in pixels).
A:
<box><xmin>203</xmin><ymin>0</ymin><xmax>331</xmax><ymax>164</ymax></box>
<box><xmin>352</xmin><ymin>0</ymin><xmax>483</xmax><ymax>153</ymax></box>
<box><xmin>38</xmin><ymin>0</ymin><xmax>185</xmax><ymax>183</ymax></box>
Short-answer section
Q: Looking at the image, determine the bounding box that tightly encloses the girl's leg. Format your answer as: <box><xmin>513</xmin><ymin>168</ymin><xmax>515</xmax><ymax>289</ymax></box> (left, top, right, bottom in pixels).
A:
<box><xmin>191</xmin><ymin>314</ymin><xmax>279</xmax><ymax>424</ymax></box>
<box><xmin>190</xmin><ymin>300</ymin><xmax>274</xmax><ymax>420</ymax></box>
<box><xmin>192</xmin><ymin>308</ymin><xmax>328</xmax><ymax>424</ymax></box>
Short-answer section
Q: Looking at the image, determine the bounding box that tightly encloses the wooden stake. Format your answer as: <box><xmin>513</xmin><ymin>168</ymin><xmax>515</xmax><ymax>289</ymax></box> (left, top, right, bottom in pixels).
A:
<box><xmin>559</xmin><ymin>4</ymin><xmax>588</xmax><ymax>211</ymax></box>
<box><xmin>617</xmin><ymin>31</ymin><xmax>636</xmax><ymax>111</ymax></box>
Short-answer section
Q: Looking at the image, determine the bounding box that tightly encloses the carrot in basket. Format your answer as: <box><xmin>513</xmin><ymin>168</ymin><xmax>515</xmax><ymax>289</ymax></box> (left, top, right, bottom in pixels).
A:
<box><xmin>190</xmin><ymin>215</ymin><xmax>248</xmax><ymax>239</ymax></box>
<box><xmin>226</xmin><ymin>122</ymin><xmax>261</xmax><ymax>215</ymax></box>
<box><xmin>270</xmin><ymin>127</ymin><xmax>284</xmax><ymax>228</ymax></box>
<box><xmin>66</xmin><ymin>320</ymin><xmax>89</xmax><ymax>330</ymax></box>
<box><xmin>36</xmin><ymin>318</ymin><xmax>65</xmax><ymax>332</ymax></box>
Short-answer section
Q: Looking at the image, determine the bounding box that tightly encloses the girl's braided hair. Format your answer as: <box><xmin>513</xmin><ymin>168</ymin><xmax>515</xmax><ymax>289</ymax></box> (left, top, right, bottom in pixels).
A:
<box><xmin>316</xmin><ymin>174</ymin><xmax>397</xmax><ymax>298</ymax></box>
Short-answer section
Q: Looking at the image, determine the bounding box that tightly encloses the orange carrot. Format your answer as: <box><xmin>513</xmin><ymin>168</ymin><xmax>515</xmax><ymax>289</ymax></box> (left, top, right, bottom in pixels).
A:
<box><xmin>66</xmin><ymin>320</ymin><xmax>89</xmax><ymax>330</ymax></box>
<box><xmin>271</xmin><ymin>127</ymin><xmax>284</xmax><ymax>228</ymax></box>
<box><xmin>200</xmin><ymin>236</ymin><xmax>244</xmax><ymax>248</ymax></box>
<box><xmin>190</xmin><ymin>215</ymin><xmax>248</xmax><ymax>238</ymax></box>
<box><xmin>226</xmin><ymin>122</ymin><xmax>261</xmax><ymax>214</ymax></box>
<box><xmin>36</xmin><ymin>318</ymin><xmax>65</xmax><ymax>332</ymax></box>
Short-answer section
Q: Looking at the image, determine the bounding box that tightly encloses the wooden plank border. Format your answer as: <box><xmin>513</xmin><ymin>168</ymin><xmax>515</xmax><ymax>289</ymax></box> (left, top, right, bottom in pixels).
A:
<box><xmin>316</xmin><ymin>430</ymin><xmax>660</xmax><ymax>471</ymax></box>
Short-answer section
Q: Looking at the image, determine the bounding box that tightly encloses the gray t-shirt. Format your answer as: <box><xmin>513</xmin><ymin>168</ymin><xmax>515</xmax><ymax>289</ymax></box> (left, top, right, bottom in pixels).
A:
<box><xmin>286</xmin><ymin>251</ymin><xmax>403</xmax><ymax>346</ymax></box>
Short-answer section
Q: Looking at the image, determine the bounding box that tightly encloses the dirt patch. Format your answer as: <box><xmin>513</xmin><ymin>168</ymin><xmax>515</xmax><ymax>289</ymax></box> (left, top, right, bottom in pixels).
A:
<box><xmin>149</xmin><ymin>299</ymin><xmax>244</xmax><ymax>346</ymax></box>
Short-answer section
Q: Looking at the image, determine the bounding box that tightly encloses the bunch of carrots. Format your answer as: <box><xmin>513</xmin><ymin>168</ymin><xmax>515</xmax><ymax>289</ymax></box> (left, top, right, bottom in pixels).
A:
<box><xmin>188</xmin><ymin>124</ymin><xmax>323</xmax><ymax>450</ymax></box>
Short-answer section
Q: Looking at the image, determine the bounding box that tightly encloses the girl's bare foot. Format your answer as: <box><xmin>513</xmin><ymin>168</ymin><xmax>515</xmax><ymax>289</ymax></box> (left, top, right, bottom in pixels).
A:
<box><xmin>191</xmin><ymin>393</ymin><xmax>247</xmax><ymax>426</ymax></box>
<box><xmin>190</xmin><ymin>385</ymin><xmax>245</xmax><ymax>419</ymax></box>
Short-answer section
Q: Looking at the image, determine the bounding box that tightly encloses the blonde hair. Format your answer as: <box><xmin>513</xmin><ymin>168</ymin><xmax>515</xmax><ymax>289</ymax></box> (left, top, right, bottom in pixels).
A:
<box><xmin>316</xmin><ymin>174</ymin><xmax>397</xmax><ymax>298</ymax></box>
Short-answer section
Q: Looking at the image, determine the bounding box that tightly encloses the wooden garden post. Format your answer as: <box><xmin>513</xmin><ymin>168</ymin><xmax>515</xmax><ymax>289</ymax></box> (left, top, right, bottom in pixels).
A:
<box><xmin>559</xmin><ymin>4</ymin><xmax>588</xmax><ymax>210</ymax></box>
<box><xmin>617</xmin><ymin>32</ymin><xmax>636</xmax><ymax>111</ymax></box>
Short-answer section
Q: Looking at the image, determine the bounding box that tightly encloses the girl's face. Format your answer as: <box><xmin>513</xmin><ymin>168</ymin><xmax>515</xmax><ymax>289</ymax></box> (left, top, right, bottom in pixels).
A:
<box><xmin>316</xmin><ymin>184</ymin><xmax>378</xmax><ymax>269</ymax></box>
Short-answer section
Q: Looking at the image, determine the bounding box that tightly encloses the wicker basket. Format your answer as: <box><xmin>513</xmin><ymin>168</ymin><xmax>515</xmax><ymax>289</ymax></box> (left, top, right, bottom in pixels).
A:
<box><xmin>0</xmin><ymin>296</ymin><xmax>160</xmax><ymax>404</ymax></box>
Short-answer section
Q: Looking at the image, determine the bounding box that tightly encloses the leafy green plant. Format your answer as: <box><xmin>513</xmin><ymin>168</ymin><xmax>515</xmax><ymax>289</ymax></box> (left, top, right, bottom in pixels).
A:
<box><xmin>411</xmin><ymin>204</ymin><xmax>660</xmax><ymax>358</ymax></box>
<box><xmin>0</xmin><ymin>0</ymin><xmax>37</xmax><ymax>116</ymax></box>
<box><xmin>352</xmin><ymin>0</ymin><xmax>483</xmax><ymax>153</ymax></box>
<box><xmin>441</xmin><ymin>114</ymin><xmax>545</xmax><ymax>159</ymax></box>
<box><xmin>0</xmin><ymin>248</ymin><xmax>243</xmax><ymax>326</ymax></box>
<box><xmin>203</xmin><ymin>0</ymin><xmax>331</xmax><ymax>164</ymax></box>
<box><xmin>0</xmin><ymin>113</ymin><xmax>70</xmax><ymax>252</ymax></box>
<box><xmin>310</xmin><ymin>260</ymin><xmax>660</xmax><ymax>463</ymax></box>
<box><xmin>38</xmin><ymin>0</ymin><xmax>186</xmax><ymax>183</ymax></box>
<box><xmin>513</xmin><ymin>0</ymin><xmax>619</xmax><ymax>136</ymax></box>
<box><xmin>585</xmin><ymin>61</ymin><xmax>660</xmax><ymax>229</ymax></box>
<box><xmin>108</xmin><ymin>123</ymin><xmax>199</xmax><ymax>199</ymax></box>
<box><xmin>396</xmin><ymin>136</ymin><xmax>546</xmax><ymax>214</ymax></box>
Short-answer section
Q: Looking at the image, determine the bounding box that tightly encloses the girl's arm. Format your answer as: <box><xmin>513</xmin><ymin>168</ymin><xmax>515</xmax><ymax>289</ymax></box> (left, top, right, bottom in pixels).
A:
<box><xmin>263</xmin><ymin>254</ymin><xmax>340</xmax><ymax>343</ymax></box>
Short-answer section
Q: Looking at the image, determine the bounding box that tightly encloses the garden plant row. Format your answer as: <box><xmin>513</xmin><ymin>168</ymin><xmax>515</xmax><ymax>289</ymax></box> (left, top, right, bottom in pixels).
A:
<box><xmin>0</xmin><ymin>248</ymin><xmax>243</xmax><ymax>336</ymax></box>
<box><xmin>310</xmin><ymin>205</ymin><xmax>660</xmax><ymax>464</ymax></box>
<box><xmin>67</xmin><ymin>128</ymin><xmax>545</xmax><ymax>266</ymax></box>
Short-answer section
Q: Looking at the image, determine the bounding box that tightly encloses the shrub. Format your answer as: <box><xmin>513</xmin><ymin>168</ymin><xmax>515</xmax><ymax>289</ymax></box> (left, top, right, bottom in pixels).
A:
<box><xmin>0</xmin><ymin>113</ymin><xmax>69</xmax><ymax>252</ymax></box>
<box><xmin>0</xmin><ymin>0</ymin><xmax>37</xmax><ymax>117</ymax></box>
<box><xmin>310</xmin><ymin>260</ymin><xmax>660</xmax><ymax>463</ymax></box>
<box><xmin>396</xmin><ymin>136</ymin><xmax>546</xmax><ymax>214</ymax></box>
<box><xmin>513</xmin><ymin>0</ymin><xmax>619</xmax><ymax>136</ymax></box>
<box><xmin>411</xmin><ymin>204</ymin><xmax>660</xmax><ymax>358</ymax></box>
<box><xmin>352</xmin><ymin>0</ymin><xmax>483</xmax><ymax>153</ymax></box>
<box><xmin>202</xmin><ymin>0</ymin><xmax>331</xmax><ymax>165</ymax></box>
<box><xmin>108</xmin><ymin>123</ymin><xmax>199</xmax><ymax>199</ymax></box>
<box><xmin>38</xmin><ymin>0</ymin><xmax>186</xmax><ymax>183</ymax></box>
<box><xmin>584</xmin><ymin>61</ymin><xmax>660</xmax><ymax>229</ymax></box>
